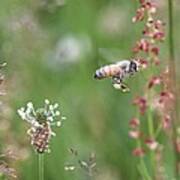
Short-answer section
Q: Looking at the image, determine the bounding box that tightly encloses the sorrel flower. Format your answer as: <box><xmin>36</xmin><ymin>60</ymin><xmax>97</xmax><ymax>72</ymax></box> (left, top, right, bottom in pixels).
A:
<box><xmin>129</xmin><ymin>117</ymin><xmax>140</xmax><ymax>129</ymax></box>
<box><xmin>133</xmin><ymin>39</ymin><xmax>150</xmax><ymax>53</ymax></box>
<box><xmin>138</xmin><ymin>58</ymin><xmax>148</xmax><ymax>69</ymax></box>
<box><xmin>129</xmin><ymin>130</ymin><xmax>141</xmax><ymax>139</ymax></box>
<box><xmin>133</xmin><ymin>96</ymin><xmax>147</xmax><ymax>114</ymax></box>
<box><xmin>17</xmin><ymin>99</ymin><xmax>65</xmax><ymax>153</ymax></box>
<box><xmin>129</xmin><ymin>0</ymin><xmax>177</xmax><ymax>178</ymax></box>
<box><xmin>151</xmin><ymin>46</ymin><xmax>159</xmax><ymax>56</ymax></box>
<box><xmin>132</xmin><ymin>1</ymin><xmax>156</xmax><ymax>23</ymax></box>
<box><xmin>148</xmin><ymin>76</ymin><xmax>162</xmax><ymax>89</ymax></box>
<box><xmin>162</xmin><ymin>114</ymin><xmax>171</xmax><ymax>129</ymax></box>
<box><xmin>145</xmin><ymin>138</ymin><xmax>158</xmax><ymax>150</ymax></box>
<box><xmin>132</xmin><ymin>147</ymin><xmax>145</xmax><ymax>157</ymax></box>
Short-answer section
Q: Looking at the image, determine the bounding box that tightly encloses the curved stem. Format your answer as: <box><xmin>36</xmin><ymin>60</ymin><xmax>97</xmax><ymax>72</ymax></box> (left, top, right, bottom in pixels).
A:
<box><xmin>38</xmin><ymin>154</ymin><xmax>44</xmax><ymax>180</ymax></box>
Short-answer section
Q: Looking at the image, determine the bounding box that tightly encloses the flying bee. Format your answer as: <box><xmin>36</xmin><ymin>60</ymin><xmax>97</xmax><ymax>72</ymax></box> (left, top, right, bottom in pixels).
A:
<box><xmin>94</xmin><ymin>59</ymin><xmax>140</xmax><ymax>92</ymax></box>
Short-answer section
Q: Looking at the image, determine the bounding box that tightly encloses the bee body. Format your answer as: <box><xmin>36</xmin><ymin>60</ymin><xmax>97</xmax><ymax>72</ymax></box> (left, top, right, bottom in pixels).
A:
<box><xmin>94</xmin><ymin>59</ymin><xmax>139</xmax><ymax>91</ymax></box>
<box><xmin>94</xmin><ymin>64</ymin><xmax>122</xmax><ymax>79</ymax></box>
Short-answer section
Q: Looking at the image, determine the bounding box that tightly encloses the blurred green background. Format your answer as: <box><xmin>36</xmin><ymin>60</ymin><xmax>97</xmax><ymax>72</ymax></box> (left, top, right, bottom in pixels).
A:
<box><xmin>0</xmin><ymin>0</ymin><xmax>179</xmax><ymax>179</ymax></box>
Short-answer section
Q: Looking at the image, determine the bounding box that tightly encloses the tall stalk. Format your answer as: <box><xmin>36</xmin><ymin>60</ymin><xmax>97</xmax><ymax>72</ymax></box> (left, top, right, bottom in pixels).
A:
<box><xmin>168</xmin><ymin>0</ymin><xmax>175</xmax><ymax>61</ymax></box>
<box><xmin>168</xmin><ymin>0</ymin><xmax>180</xmax><ymax>178</ymax></box>
<box><xmin>38</xmin><ymin>154</ymin><xmax>44</xmax><ymax>180</ymax></box>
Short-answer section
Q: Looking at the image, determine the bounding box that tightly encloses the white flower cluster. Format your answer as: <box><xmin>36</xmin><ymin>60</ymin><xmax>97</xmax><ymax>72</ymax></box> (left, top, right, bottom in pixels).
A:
<box><xmin>17</xmin><ymin>99</ymin><xmax>65</xmax><ymax>128</ymax></box>
<box><xmin>17</xmin><ymin>99</ymin><xmax>66</xmax><ymax>153</ymax></box>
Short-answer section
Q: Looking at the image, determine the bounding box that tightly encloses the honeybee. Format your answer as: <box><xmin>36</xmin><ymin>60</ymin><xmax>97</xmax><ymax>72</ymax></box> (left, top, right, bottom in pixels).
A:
<box><xmin>94</xmin><ymin>59</ymin><xmax>140</xmax><ymax>92</ymax></box>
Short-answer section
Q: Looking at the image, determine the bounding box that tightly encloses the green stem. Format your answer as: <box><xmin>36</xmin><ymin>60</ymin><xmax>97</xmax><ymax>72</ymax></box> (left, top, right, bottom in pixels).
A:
<box><xmin>38</xmin><ymin>154</ymin><xmax>44</xmax><ymax>180</ymax></box>
<box><xmin>168</xmin><ymin>0</ymin><xmax>175</xmax><ymax>62</ymax></box>
<box><xmin>136</xmin><ymin>130</ymin><xmax>151</xmax><ymax>179</ymax></box>
<box><xmin>139</xmin><ymin>158</ymin><xmax>152</xmax><ymax>180</ymax></box>
<box><xmin>147</xmin><ymin>108</ymin><xmax>154</xmax><ymax>138</ymax></box>
<box><xmin>135</xmin><ymin>112</ymin><xmax>150</xmax><ymax>179</ymax></box>
<box><xmin>0</xmin><ymin>173</ymin><xmax>4</xmax><ymax>180</ymax></box>
<box><xmin>147</xmin><ymin>107</ymin><xmax>156</xmax><ymax>178</ymax></box>
<box><xmin>155</xmin><ymin>124</ymin><xmax>162</xmax><ymax>138</ymax></box>
<box><xmin>168</xmin><ymin>0</ymin><xmax>180</xmax><ymax>178</ymax></box>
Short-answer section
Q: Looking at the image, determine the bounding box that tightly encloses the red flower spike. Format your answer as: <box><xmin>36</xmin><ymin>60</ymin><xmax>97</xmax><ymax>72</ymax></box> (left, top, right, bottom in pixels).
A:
<box><xmin>132</xmin><ymin>147</ymin><xmax>145</xmax><ymax>157</ymax></box>
<box><xmin>154</xmin><ymin>20</ymin><xmax>165</xmax><ymax>30</ymax></box>
<box><xmin>162</xmin><ymin>114</ymin><xmax>171</xmax><ymax>129</ymax></box>
<box><xmin>133</xmin><ymin>97</ymin><xmax>147</xmax><ymax>114</ymax></box>
<box><xmin>129</xmin><ymin>118</ymin><xmax>140</xmax><ymax>128</ymax></box>
<box><xmin>145</xmin><ymin>138</ymin><xmax>158</xmax><ymax>150</ymax></box>
<box><xmin>148</xmin><ymin>76</ymin><xmax>162</xmax><ymax>89</ymax></box>
<box><xmin>138</xmin><ymin>58</ymin><xmax>148</xmax><ymax>69</ymax></box>
<box><xmin>153</xmin><ymin>58</ymin><xmax>161</xmax><ymax>66</ymax></box>
<box><xmin>159</xmin><ymin>91</ymin><xmax>174</xmax><ymax>104</ymax></box>
<box><xmin>129</xmin><ymin>130</ymin><xmax>141</xmax><ymax>139</ymax></box>
<box><xmin>139</xmin><ymin>0</ymin><xmax>146</xmax><ymax>5</ymax></box>
<box><xmin>151</xmin><ymin>47</ymin><xmax>159</xmax><ymax>56</ymax></box>
<box><xmin>133</xmin><ymin>39</ymin><xmax>150</xmax><ymax>53</ymax></box>
<box><xmin>142</xmin><ymin>26</ymin><xmax>151</xmax><ymax>36</ymax></box>
<box><xmin>132</xmin><ymin>7</ymin><xmax>145</xmax><ymax>23</ymax></box>
<box><xmin>143</xmin><ymin>2</ymin><xmax>157</xmax><ymax>14</ymax></box>
<box><xmin>153</xmin><ymin>31</ymin><xmax>165</xmax><ymax>41</ymax></box>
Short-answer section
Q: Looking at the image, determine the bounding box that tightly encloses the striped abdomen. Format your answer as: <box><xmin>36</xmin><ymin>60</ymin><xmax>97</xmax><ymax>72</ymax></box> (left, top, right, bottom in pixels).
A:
<box><xmin>94</xmin><ymin>64</ymin><xmax>122</xmax><ymax>79</ymax></box>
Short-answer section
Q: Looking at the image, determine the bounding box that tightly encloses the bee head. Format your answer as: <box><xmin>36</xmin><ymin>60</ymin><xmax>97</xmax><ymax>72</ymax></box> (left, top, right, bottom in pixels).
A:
<box><xmin>129</xmin><ymin>60</ymin><xmax>139</xmax><ymax>73</ymax></box>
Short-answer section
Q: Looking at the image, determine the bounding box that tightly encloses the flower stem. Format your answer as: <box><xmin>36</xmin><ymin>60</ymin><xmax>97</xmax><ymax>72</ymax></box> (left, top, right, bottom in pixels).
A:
<box><xmin>139</xmin><ymin>158</ymin><xmax>152</xmax><ymax>180</ymax></box>
<box><xmin>38</xmin><ymin>154</ymin><xmax>44</xmax><ymax>180</ymax></box>
<box><xmin>147</xmin><ymin>107</ymin><xmax>156</xmax><ymax>178</ymax></box>
<box><xmin>168</xmin><ymin>0</ymin><xmax>180</xmax><ymax>178</ymax></box>
<box><xmin>168</xmin><ymin>0</ymin><xmax>175</xmax><ymax>62</ymax></box>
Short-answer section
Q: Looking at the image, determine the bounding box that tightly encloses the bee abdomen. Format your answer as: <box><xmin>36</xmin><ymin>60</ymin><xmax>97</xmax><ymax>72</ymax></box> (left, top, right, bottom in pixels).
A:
<box><xmin>94</xmin><ymin>64</ymin><xmax>120</xmax><ymax>79</ymax></box>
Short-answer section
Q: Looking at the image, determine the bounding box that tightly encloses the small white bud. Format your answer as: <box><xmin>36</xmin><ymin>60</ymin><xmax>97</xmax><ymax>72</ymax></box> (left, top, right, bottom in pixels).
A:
<box><xmin>27</xmin><ymin>102</ymin><xmax>33</xmax><ymax>109</ymax></box>
<box><xmin>47</xmin><ymin>116</ymin><xmax>54</xmax><ymax>122</ymax></box>
<box><xmin>64</xmin><ymin>166</ymin><xmax>76</xmax><ymax>171</ymax></box>
<box><xmin>45</xmin><ymin>99</ymin><xmax>50</xmax><ymax>104</ymax></box>
<box><xmin>49</xmin><ymin>105</ymin><xmax>54</xmax><ymax>111</ymax></box>
<box><xmin>54</xmin><ymin>103</ymin><xmax>59</xmax><ymax>109</ymax></box>
<box><xmin>55</xmin><ymin>111</ymin><xmax>60</xmax><ymax>116</ymax></box>
<box><xmin>80</xmin><ymin>161</ymin><xmax>88</xmax><ymax>167</ymax></box>
<box><xmin>56</xmin><ymin>121</ymin><xmax>62</xmax><ymax>127</ymax></box>
<box><xmin>17</xmin><ymin>109</ymin><xmax>26</xmax><ymax>120</ymax></box>
<box><xmin>51</xmin><ymin>131</ymin><xmax>56</xmax><ymax>136</ymax></box>
<box><xmin>61</xmin><ymin>116</ymin><xmax>66</xmax><ymax>120</ymax></box>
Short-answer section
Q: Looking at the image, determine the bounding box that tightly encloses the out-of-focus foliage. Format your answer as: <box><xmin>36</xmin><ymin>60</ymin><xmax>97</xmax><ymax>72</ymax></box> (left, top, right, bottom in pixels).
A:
<box><xmin>0</xmin><ymin>0</ymin><xmax>179</xmax><ymax>179</ymax></box>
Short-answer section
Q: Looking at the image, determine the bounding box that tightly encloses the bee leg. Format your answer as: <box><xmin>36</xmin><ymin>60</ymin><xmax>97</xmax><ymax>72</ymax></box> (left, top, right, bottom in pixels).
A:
<box><xmin>112</xmin><ymin>77</ymin><xmax>130</xmax><ymax>92</ymax></box>
<box><xmin>113</xmin><ymin>82</ymin><xmax>130</xmax><ymax>92</ymax></box>
<box><xmin>112</xmin><ymin>74</ymin><xmax>124</xmax><ymax>83</ymax></box>
<box><xmin>120</xmin><ymin>83</ymin><xmax>130</xmax><ymax>92</ymax></box>
<box><xmin>112</xmin><ymin>76</ymin><xmax>121</xmax><ymax>84</ymax></box>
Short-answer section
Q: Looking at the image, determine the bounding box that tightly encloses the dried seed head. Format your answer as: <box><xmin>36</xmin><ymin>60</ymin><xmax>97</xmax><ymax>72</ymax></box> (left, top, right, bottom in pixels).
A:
<box><xmin>0</xmin><ymin>161</ymin><xmax>17</xmax><ymax>179</ymax></box>
<box><xmin>65</xmin><ymin>149</ymin><xmax>97</xmax><ymax>177</ymax></box>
